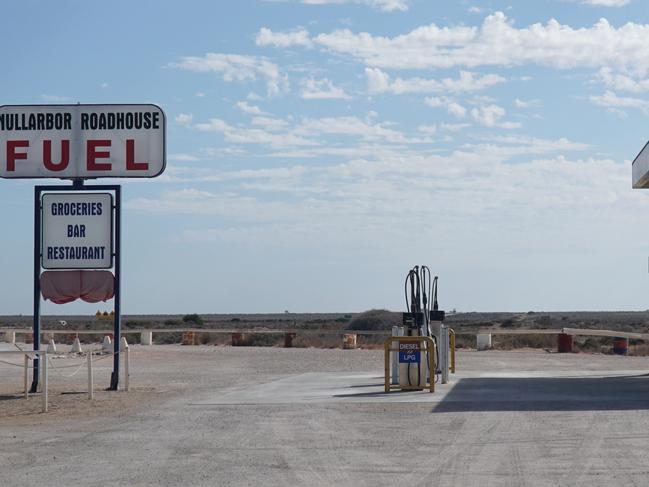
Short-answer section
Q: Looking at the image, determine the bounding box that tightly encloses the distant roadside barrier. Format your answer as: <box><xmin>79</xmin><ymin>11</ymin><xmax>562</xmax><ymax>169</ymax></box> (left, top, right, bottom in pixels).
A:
<box><xmin>2</xmin><ymin>326</ymin><xmax>647</xmax><ymax>353</ymax></box>
<box><xmin>472</xmin><ymin>328</ymin><xmax>649</xmax><ymax>352</ymax></box>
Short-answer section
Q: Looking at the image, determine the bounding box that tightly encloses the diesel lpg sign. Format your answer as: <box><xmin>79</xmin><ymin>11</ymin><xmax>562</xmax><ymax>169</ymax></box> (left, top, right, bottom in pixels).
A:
<box><xmin>0</xmin><ymin>104</ymin><xmax>165</xmax><ymax>179</ymax></box>
<box><xmin>42</xmin><ymin>193</ymin><xmax>113</xmax><ymax>269</ymax></box>
<box><xmin>398</xmin><ymin>341</ymin><xmax>421</xmax><ymax>363</ymax></box>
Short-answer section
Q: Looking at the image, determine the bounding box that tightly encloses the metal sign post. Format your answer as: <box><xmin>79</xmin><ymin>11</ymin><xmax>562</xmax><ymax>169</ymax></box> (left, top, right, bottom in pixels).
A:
<box><xmin>31</xmin><ymin>188</ymin><xmax>41</xmax><ymax>392</ymax></box>
<box><xmin>31</xmin><ymin>182</ymin><xmax>121</xmax><ymax>392</ymax></box>
<box><xmin>110</xmin><ymin>185</ymin><xmax>121</xmax><ymax>391</ymax></box>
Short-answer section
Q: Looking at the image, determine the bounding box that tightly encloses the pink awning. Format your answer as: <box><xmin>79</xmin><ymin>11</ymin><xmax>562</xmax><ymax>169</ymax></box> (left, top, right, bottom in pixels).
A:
<box><xmin>40</xmin><ymin>270</ymin><xmax>115</xmax><ymax>304</ymax></box>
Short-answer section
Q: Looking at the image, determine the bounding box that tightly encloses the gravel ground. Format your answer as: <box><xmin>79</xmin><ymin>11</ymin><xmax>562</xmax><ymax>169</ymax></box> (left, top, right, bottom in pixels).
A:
<box><xmin>2</xmin><ymin>345</ymin><xmax>649</xmax><ymax>486</ymax></box>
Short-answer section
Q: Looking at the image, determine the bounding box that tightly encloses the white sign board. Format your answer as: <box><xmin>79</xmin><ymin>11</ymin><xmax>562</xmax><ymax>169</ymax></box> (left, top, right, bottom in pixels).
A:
<box><xmin>42</xmin><ymin>193</ymin><xmax>113</xmax><ymax>269</ymax></box>
<box><xmin>0</xmin><ymin>104</ymin><xmax>165</xmax><ymax>179</ymax></box>
<box><xmin>633</xmin><ymin>140</ymin><xmax>649</xmax><ymax>188</ymax></box>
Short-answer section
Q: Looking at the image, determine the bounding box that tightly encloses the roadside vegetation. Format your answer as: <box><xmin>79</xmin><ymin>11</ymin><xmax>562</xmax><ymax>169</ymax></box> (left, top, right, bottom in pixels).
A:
<box><xmin>4</xmin><ymin>310</ymin><xmax>649</xmax><ymax>354</ymax></box>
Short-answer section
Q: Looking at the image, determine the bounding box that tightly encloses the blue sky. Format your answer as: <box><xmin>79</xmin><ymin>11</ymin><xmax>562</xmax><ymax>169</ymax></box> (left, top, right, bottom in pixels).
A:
<box><xmin>2</xmin><ymin>0</ymin><xmax>649</xmax><ymax>315</ymax></box>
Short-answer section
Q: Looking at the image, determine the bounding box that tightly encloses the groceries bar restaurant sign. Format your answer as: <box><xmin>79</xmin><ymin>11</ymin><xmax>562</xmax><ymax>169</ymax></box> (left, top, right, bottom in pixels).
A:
<box><xmin>1</xmin><ymin>104</ymin><xmax>166</xmax><ymax>392</ymax></box>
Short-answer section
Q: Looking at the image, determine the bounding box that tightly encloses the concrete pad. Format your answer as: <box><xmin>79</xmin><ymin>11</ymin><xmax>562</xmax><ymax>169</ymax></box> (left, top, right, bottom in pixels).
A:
<box><xmin>5</xmin><ymin>347</ymin><xmax>649</xmax><ymax>487</ymax></box>
<box><xmin>0</xmin><ymin>343</ymin><xmax>28</xmax><ymax>352</ymax></box>
<box><xmin>192</xmin><ymin>368</ymin><xmax>649</xmax><ymax>411</ymax></box>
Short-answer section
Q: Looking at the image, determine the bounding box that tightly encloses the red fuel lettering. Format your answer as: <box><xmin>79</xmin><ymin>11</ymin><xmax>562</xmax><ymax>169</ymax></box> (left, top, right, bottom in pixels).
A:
<box><xmin>6</xmin><ymin>140</ymin><xmax>29</xmax><ymax>171</ymax></box>
<box><xmin>87</xmin><ymin>140</ymin><xmax>112</xmax><ymax>171</ymax></box>
<box><xmin>43</xmin><ymin>140</ymin><xmax>70</xmax><ymax>171</ymax></box>
<box><xmin>125</xmin><ymin>139</ymin><xmax>148</xmax><ymax>171</ymax></box>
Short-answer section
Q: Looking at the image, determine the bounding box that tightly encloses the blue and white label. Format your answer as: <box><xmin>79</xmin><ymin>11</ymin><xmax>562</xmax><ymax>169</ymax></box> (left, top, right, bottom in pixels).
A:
<box><xmin>41</xmin><ymin>192</ymin><xmax>113</xmax><ymax>270</ymax></box>
<box><xmin>398</xmin><ymin>342</ymin><xmax>420</xmax><ymax>363</ymax></box>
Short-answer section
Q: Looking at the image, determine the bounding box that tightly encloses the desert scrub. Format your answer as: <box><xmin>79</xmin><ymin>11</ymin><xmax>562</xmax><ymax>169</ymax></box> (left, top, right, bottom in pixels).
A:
<box><xmin>349</xmin><ymin>309</ymin><xmax>401</xmax><ymax>331</ymax></box>
<box><xmin>182</xmin><ymin>314</ymin><xmax>204</xmax><ymax>326</ymax></box>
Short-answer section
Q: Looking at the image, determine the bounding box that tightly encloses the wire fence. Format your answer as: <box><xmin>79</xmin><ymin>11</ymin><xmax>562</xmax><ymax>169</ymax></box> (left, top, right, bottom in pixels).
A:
<box><xmin>0</xmin><ymin>346</ymin><xmax>131</xmax><ymax>413</ymax></box>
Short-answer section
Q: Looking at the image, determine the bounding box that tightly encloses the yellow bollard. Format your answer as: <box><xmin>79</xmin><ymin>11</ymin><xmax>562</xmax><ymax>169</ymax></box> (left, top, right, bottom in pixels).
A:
<box><xmin>449</xmin><ymin>328</ymin><xmax>456</xmax><ymax>374</ymax></box>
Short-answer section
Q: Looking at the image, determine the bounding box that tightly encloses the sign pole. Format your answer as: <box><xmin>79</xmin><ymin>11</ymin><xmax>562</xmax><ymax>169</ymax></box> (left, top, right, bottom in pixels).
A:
<box><xmin>110</xmin><ymin>185</ymin><xmax>121</xmax><ymax>390</ymax></box>
<box><xmin>31</xmin><ymin>185</ymin><xmax>42</xmax><ymax>393</ymax></box>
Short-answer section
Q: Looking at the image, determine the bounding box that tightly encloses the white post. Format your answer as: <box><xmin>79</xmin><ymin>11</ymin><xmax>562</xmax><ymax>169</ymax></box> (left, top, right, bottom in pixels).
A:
<box><xmin>71</xmin><ymin>337</ymin><xmax>83</xmax><ymax>353</ymax></box>
<box><xmin>124</xmin><ymin>347</ymin><xmax>130</xmax><ymax>392</ymax></box>
<box><xmin>41</xmin><ymin>352</ymin><xmax>48</xmax><ymax>413</ymax></box>
<box><xmin>87</xmin><ymin>351</ymin><xmax>94</xmax><ymax>400</ymax></box>
<box><xmin>4</xmin><ymin>331</ymin><xmax>16</xmax><ymax>344</ymax></box>
<box><xmin>24</xmin><ymin>354</ymin><xmax>29</xmax><ymax>399</ymax></box>
<box><xmin>102</xmin><ymin>335</ymin><xmax>113</xmax><ymax>353</ymax></box>
<box><xmin>476</xmin><ymin>333</ymin><xmax>492</xmax><ymax>351</ymax></box>
<box><xmin>140</xmin><ymin>331</ymin><xmax>152</xmax><ymax>346</ymax></box>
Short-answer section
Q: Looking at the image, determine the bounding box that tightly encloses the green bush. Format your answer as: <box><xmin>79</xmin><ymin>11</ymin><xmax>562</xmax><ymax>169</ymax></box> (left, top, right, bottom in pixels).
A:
<box><xmin>348</xmin><ymin>309</ymin><xmax>401</xmax><ymax>331</ymax></box>
<box><xmin>182</xmin><ymin>314</ymin><xmax>204</xmax><ymax>326</ymax></box>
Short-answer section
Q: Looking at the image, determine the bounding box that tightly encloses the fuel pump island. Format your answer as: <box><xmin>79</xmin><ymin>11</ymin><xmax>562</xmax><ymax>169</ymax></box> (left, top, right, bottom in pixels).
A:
<box><xmin>384</xmin><ymin>266</ymin><xmax>455</xmax><ymax>393</ymax></box>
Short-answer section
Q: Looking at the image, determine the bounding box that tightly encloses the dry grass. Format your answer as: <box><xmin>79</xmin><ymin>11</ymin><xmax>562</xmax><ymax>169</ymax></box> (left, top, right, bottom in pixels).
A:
<box><xmin>7</xmin><ymin>309</ymin><xmax>649</xmax><ymax>355</ymax></box>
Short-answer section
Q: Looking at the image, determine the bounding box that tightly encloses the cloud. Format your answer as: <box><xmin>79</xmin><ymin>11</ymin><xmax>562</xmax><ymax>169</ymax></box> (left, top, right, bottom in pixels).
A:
<box><xmin>251</xmin><ymin>116</ymin><xmax>290</xmax><ymax>131</ymax></box>
<box><xmin>127</xmin><ymin>120</ymin><xmax>632</xmax><ymax>296</ymax></box>
<box><xmin>127</xmin><ymin>189</ymin><xmax>295</xmax><ymax>221</ymax></box>
<box><xmin>268</xmin><ymin>144</ymin><xmax>413</xmax><ymax>160</ymax></box>
<box><xmin>168</xmin><ymin>53</ymin><xmax>288</xmax><ymax>96</ymax></box>
<box><xmin>582</xmin><ymin>0</ymin><xmax>630</xmax><ymax>6</ymax></box>
<box><xmin>40</xmin><ymin>94</ymin><xmax>72</xmax><ymax>103</ymax></box>
<box><xmin>470</xmin><ymin>104</ymin><xmax>520</xmax><ymax>128</ymax></box>
<box><xmin>175</xmin><ymin>113</ymin><xmax>193</xmax><ymax>126</ymax></box>
<box><xmin>295</xmin><ymin>116</ymin><xmax>430</xmax><ymax>143</ymax></box>
<box><xmin>471</xmin><ymin>104</ymin><xmax>505</xmax><ymax>126</ymax></box>
<box><xmin>597</xmin><ymin>67</ymin><xmax>649</xmax><ymax>92</ymax></box>
<box><xmin>589</xmin><ymin>90</ymin><xmax>649</xmax><ymax>113</ymax></box>
<box><xmin>256</xmin><ymin>27</ymin><xmax>312</xmax><ymax>48</ymax></box>
<box><xmin>236</xmin><ymin>101</ymin><xmax>268</xmax><ymax>115</ymax></box>
<box><xmin>194</xmin><ymin>118</ymin><xmax>317</xmax><ymax>147</ymax></box>
<box><xmin>425</xmin><ymin>97</ymin><xmax>467</xmax><ymax>118</ymax></box>
<box><xmin>126</xmin><ymin>139</ymin><xmax>625</xmax><ymax>259</ymax></box>
<box><xmin>168</xmin><ymin>153</ymin><xmax>201</xmax><ymax>162</ymax></box>
<box><xmin>417</xmin><ymin>124</ymin><xmax>437</xmax><ymax>135</ymax></box>
<box><xmin>366</xmin><ymin>68</ymin><xmax>505</xmax><ymax>94</ymax></box>
<box><xmin>514</xmin><ymin>98</ymin><xmax>541</xmax><ymax>108</ymax></box>
<box><xmin>439</xmin><ymin>123</ymin><xmax>470</xmax><ymax>132</ymax></box>
<box><xmin>466</xmin><ymin>135</ymin><xmax>590</xmax><ymax>156</ymax></box>
<box><xmin>425</xmin><ymin>97</ymin><xmax>519</xmax><ymax>127</ymax></box>
<box><xmin>189</xmin><ymin>109</ymin><xmax>432</xmax><ymax>150</ymax></box>
<box><xmin>301</xmin><ymin>78</ymin><xmax>351</xmax><ymax>99</ymax></box>
<box><xmin>300</xmin><ymin>0</ymin><xmax>409</xmax><ymax>12</ymax></box>
<box><xmin>262</xmin><ymin>13</ymin><xmax>649</xmax><ymax>80</ymax></box>
<box><xmin>446</xmin><ymin>102</ymin><xmax>468</xmax><ymax>119</ymax></box>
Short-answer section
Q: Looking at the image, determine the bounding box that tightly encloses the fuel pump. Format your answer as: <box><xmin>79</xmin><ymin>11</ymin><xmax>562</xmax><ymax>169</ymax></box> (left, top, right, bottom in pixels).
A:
<box><xmin>397</xmin><ymin>266</ymin><xmax>448</xmax><ymax>389</ymax></box>
<box><xmin>428</xmin><ymin>275</ymin><xmax>449</xmax><ymax>384</ymax></box>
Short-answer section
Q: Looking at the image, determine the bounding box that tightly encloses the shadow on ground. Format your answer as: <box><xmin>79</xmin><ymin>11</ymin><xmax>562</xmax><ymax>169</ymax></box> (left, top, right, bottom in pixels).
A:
<box><xmin>432</xmin><ymin>374</ymin><xmax>649</xmax><ymax>413</ymax></box>
<box><xmin>0</xmin><ymin>395</ymin><xmax>24</xmax><ymax>402</ymax></box>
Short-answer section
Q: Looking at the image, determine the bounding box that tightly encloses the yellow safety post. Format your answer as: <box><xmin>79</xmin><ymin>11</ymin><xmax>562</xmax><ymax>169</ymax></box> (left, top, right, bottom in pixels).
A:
<box><xmin>430</xmin><ymin>340</ymin><xmax>436</xmax><ymax>392</ymax></box>
<box><xmin>449</xmin><ymin>328</ymin><xmax>456</xmax><ymax>374</ymax></box>
<box><xmin>384</xmin><ymin>336</ymin><xmax>436</xmax><ymax>393</ymax></box>
<box><xmin>384</xmin><ymin>341</ymin><xmax>390</xmax><ymax>393</ymax></box>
